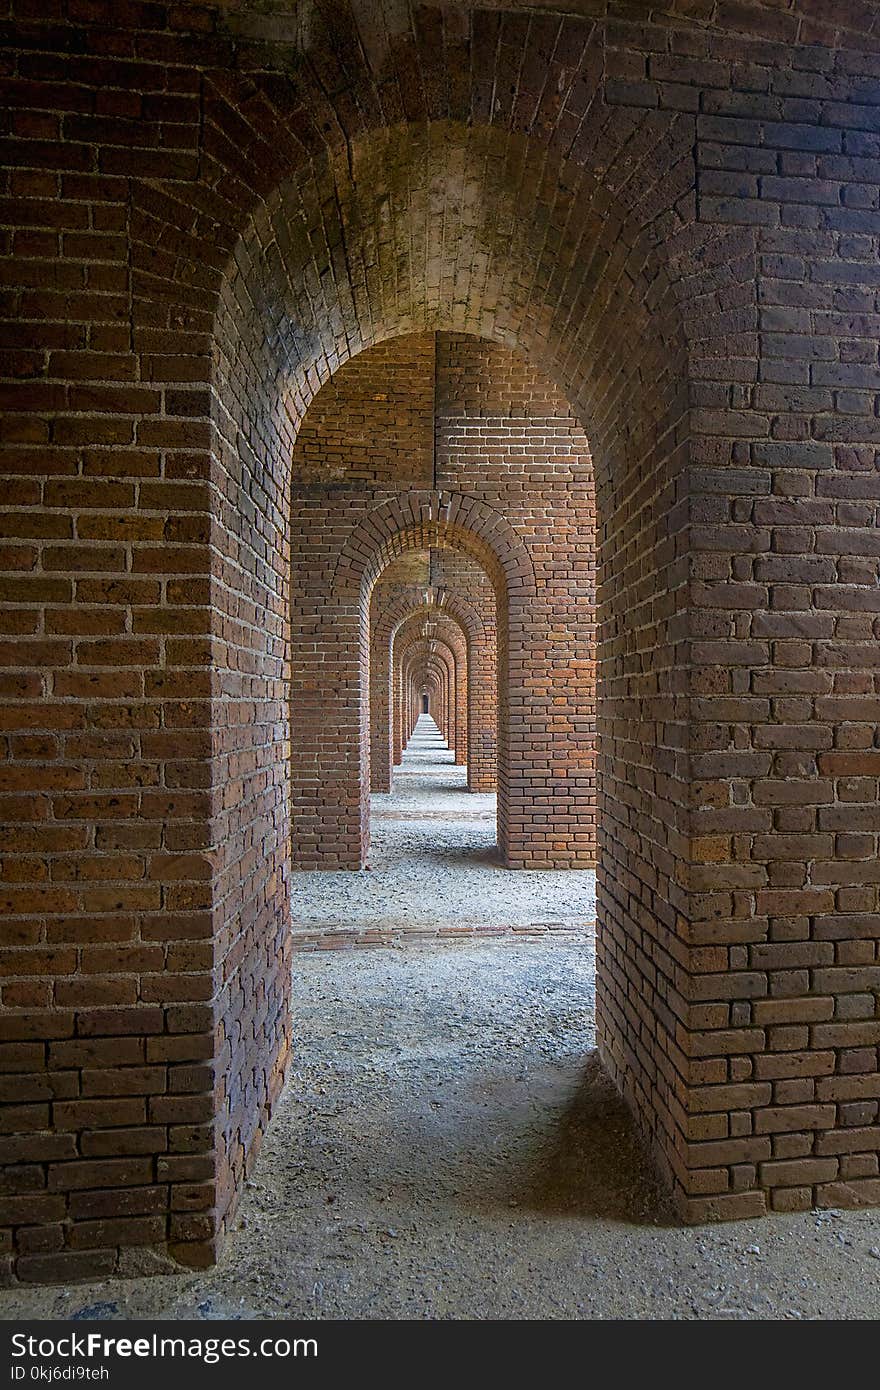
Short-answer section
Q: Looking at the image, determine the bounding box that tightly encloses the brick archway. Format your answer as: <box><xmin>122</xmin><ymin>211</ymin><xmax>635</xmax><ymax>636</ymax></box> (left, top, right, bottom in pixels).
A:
<box><xmin>403</xmin><ymin>641</ymin><xmax>455</xmax><ymax>749</ymax></box>
<box><xmin>293</xmin><ymin>497</ymin><xmax>530</xmax><ymax>874</ymax></box>
<box><xmin>388</xmin><ymin>610</ymin><xmax>470</xmax><ymax>775</ymax></box>
<box><xmin>396</xmin><ymin>620</ymin><xmax>467</xmax><ymax>767</ymax></box>
<box><xmin>333</xmin><ymin>491</ymin><xmax>536</xmax><ymax>602</ymax></box>
<box><xmin>200</xmin><ymin>110</ymin><xmax>696</xmax><ymax>1254</ymax></box>
<box><xmin>371</xmin><ymin>596</ymin><xmax>469</xmax><ymax>785</ymax></box>
<box><xmin>370</xmin><ymin>570</ymin><xmax>492</xmax><ymax>791</ymax></box>
<box><xmin>221</xmin><ymin>104</ymin><xmax>691</xmax><ymax>1234</ymax></box>
<box><xmin>8</xmin><ymin>3</ymin><xmax>880</xmax><ymax>1284</ymax></box>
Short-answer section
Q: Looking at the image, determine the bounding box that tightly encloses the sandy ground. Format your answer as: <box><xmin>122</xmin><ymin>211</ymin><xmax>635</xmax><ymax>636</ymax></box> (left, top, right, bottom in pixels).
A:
<box><xmin>3</xmin><ymin>723</ymin><xmax>880</xmax><ymax>1321</ymax></box>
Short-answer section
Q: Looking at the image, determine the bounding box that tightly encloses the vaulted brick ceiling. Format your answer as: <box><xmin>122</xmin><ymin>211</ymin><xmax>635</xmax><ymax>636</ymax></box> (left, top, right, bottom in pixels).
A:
<box><xmin>215</xmin><ymin>118</ymin><xmax>691</xmax><ymax>475</ymax></box>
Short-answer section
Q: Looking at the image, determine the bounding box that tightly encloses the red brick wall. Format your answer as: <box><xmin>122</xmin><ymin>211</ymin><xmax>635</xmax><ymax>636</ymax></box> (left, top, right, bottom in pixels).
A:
<box><xmin>292</xmin><ymin>335</ymin><xmax>434</xmax><ymax>490</ymax></box>
<box><xmin>3</xmin><ymin>0</ymin><xmax>880</xmax><ymax>1283</ymax></box>
<box><xmin>212</xmin><ymin>287</ymin><xmax>292</xmax><ymax>1264</ymax></box>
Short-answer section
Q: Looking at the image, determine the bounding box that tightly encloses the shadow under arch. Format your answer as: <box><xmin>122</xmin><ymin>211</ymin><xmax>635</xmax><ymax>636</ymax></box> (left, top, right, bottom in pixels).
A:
<box><xmin>514</xmin><ymin>1051</ymin><xmax>675</xmax><ymax>1227</ymax></box>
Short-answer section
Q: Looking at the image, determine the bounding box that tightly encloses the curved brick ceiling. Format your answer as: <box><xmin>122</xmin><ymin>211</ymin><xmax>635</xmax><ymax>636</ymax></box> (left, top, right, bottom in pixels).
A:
<box><xmin>216</xmin><ymin>118</ymin><xmax>690</xmax><ymax>470</ymax></box>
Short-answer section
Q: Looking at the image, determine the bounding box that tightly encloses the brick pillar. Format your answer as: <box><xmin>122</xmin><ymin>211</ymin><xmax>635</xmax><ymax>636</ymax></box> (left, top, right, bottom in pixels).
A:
<box><xmin>467</xmin><ymin>616</ymin><xmax>497</xmax><ymax>792</ymax></box>
<box><xmin>454</xmin><ymin>646</ymin><xmax>468</xmax><ymax>765</ymax></box>
<box><xmin>438</xmin><ymin>653</ymin><xmax>452</xmax><ymax>747</ymax></box>
<box><xmin>290</xmin><ymin>545</ymin><xmax>367</xmax><ymax>870</ymax></box>
<box><xmin>393</xmin><ymin>660</ymin><xmax>405</xmax><ymax>769</ymax></box>
<box><xmin>369</xmin><ymin>625</ymin><xmax>394</xmax><ymax>794</ymax></box>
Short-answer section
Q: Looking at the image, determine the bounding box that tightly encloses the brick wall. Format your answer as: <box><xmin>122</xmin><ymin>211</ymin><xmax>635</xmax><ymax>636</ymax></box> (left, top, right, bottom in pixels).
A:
<box><xmin>3</xmin><ymin>0</ymin><xmax>880</xmax><ymax>1282</ymax></box>
<box><xmin>291</xmin><ymin>335</ymin><xmax>435</xmax><ymax>491</ymax></box>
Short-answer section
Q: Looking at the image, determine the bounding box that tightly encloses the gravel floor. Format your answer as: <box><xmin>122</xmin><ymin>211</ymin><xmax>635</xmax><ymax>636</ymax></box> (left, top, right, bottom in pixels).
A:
<box><xmin>291</xmin><ymin>717</ymin><xmax>597</xmax><ymax>941</ymax></box>
<box><xmin>3</xmin><ymin>722</ymin><xmax>880</xmax><ymax>1321</ymax></box>
<box><xmin>3</xmin><ymin>941</ymin><xmax>880</xmax><ymax>1321</ymax></box>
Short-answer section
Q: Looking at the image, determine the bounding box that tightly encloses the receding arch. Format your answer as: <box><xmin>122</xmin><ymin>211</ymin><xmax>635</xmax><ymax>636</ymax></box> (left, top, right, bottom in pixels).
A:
<box><xmin>394</xmin><ymin>603</ymin><xmax>494</xmax><ymax>791</ymax></box>
<box><xmin>370</xmin><ymin>571</ymin><xmax>491</xmax><ymax>788</ymax></box>
<box><xmin>333</xmin><ymin>491</ymin><xmax>536</xmax><ymax>601</ymax></box>
<box><xmin>292</xmin><ymin>509</ymin><xmax>511</xmax><ymax>871</ymax></box>
<box><xmin>204</xmin><ymin>103</ymin><xmax>700</xmax><ymax>1245</ymax></box>
<box><xmin>374</xmin><ymin>582</ymin><xmax>487</xmax><ymax>652</ymax></box>
<box><xmin>401</xmin><ymin>638</ymin><xmax>457</xmax><ymax>752</ymax></box>
<box><xmin>208</xmin><ymin>118</ymin><xmax>694</xmax><ymax>475</ymax></box>
<box><xmin>389</xmin><ymin>608</ymin><xmax>470</xmax><ymax>774</ymax></box>
<box><xmin>216</xmin><ymin>107</ymin><xmax>694</xmax><ymax>1227</ymax></box>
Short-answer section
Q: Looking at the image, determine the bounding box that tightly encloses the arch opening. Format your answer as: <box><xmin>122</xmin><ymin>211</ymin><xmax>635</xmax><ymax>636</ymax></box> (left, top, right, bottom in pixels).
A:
<box><xmin>208</xmin><ymin>115</ymin><xmax>691</xmax><ymax>1244</ymax></box>
<box><xmin>11</xmin><ymin>2</ymin><xmax>880</xmax><ymax>1289</ymax></box>
<box><xmin>294</xmin><ymin>503</ymin><xmax>513</xmax><ymax>869</ymax></box>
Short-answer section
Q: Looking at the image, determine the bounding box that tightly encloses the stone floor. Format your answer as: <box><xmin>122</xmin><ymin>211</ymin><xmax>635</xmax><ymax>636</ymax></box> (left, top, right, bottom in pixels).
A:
<box><xmin>3</xmin><ymin>722</ymin><xmax>880</xmax><ymax>1320</ymax></box>
<box><xmin>290</xmin><ymin>715</ymin><xmax>597</xmax><ymax>948</ymax></box>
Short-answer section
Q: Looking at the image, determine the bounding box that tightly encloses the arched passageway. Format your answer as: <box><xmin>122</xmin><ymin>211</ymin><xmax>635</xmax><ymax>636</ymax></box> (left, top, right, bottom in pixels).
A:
<box><xmin>4</xmin><ymin>2</ymin><xmax>879</xmax><ymax>1287</ymax></box>
<box><xmin>374</xmin><ymin>563</ymin><xmax>495</xmax><ymax>785</ymax></box>
<box><xmin>212</xmin><ymin>101</ymin><xmax>688</xmax><ymax>1250</ymax></box>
